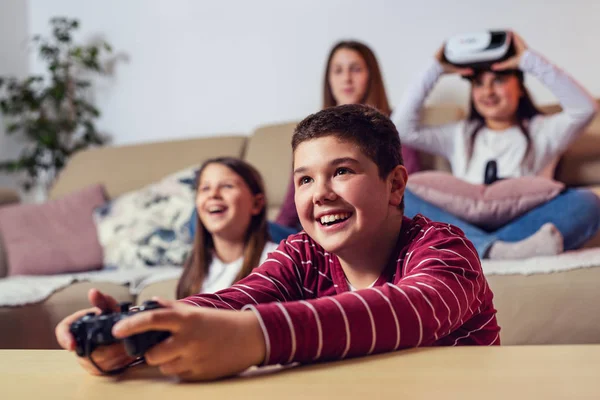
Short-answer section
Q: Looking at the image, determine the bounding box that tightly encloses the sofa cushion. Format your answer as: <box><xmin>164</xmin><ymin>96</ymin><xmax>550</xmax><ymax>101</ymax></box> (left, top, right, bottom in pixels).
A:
<box><xmin>486</xmin><ymin>265</ymin><xmax>600</xmax><ymax>345</ymax></box>
<box><xmin>0</xmin><ymin>184</ymin><xmax>107</xmax><ymax>276</ymax></box>
<box><xmin>136</xmin><ymin>278</ymin><xmax>179</xmax><ymax>305</ymax></box>
<box><xmin>245</xmin><ymin>122</ymin><xmax>297</xmax><ymax>221</ymax></box>
<box><xmin>555</xmin><ymin>133</ymin><xmax>600</xmax><ymax>186</ymax></box>
<box><xmin>94</xmin><ymin>166</ymin><xmax>196</xmax><ymax>269</ymax></box>
<box><xmin>541</xmin><ymin>99</ymin><xmax>600</xmax><ymax>186</ymax></box>
<box><xmin>50</xmin><ymin>135</ymin><xmax>247</xmax><ymax>200</ymax></box>
<box><xmin>582</xmin><ymin>186</ymin><xmax>600</xmax><ymax>249</ymax></box>
<box><xmin>407</xmin><ymin>171</ymin><xmax>565</xmax><ymax>229</ymax></box>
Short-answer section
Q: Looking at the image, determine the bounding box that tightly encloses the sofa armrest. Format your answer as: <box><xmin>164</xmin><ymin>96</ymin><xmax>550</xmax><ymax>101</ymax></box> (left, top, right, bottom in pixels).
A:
<box><xmin>0</xmin><ymin>188</ymin><xmax>20</xmax><ymax>206</ymax></box>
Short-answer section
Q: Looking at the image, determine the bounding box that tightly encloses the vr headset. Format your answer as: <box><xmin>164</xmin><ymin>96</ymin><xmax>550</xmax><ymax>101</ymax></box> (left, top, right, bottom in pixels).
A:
<box><xmin>442</xmin><ymin>31</ymin><xmax>515</xmax><ymax>70</ymax></box>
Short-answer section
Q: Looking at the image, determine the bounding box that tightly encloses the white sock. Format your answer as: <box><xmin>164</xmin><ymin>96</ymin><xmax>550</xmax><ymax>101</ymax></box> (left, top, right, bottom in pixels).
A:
<box><xmin>487</xmin><ymin>223</ymin><xmax>564</xmax><ymax>260</ymax></box>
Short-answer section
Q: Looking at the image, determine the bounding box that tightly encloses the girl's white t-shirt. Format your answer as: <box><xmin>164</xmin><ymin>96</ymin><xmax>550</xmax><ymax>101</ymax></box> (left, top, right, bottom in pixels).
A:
<box><xmin>202</xmin><ymin>241</ymin><xmax>278</xmax><ymax>294</ymax></box>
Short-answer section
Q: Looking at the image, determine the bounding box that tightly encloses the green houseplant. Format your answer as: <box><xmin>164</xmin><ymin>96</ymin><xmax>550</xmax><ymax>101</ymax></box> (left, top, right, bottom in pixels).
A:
<box><xmin>0</xmin><ymin>17</ymin><xmax>112</xmax><ymax>193</ymax></box>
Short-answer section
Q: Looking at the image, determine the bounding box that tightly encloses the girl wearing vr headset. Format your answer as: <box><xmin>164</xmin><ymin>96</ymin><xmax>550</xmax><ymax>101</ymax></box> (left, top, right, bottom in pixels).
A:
<box><xmin>393</xmin><ymin>32</ymin><xmax>600</xmax><ymax>259</ymax></box>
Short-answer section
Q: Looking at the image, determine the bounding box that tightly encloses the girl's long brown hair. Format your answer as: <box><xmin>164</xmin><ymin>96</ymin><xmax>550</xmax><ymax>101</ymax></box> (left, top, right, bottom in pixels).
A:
<box><xmin>323</xmin><ymin>40</ymin><xmax>392</xmax><ymax>116</ymax></box>
<box><xmin>176</xmin><ymin>157</ymin><xmax>270</xmax><ymax>299</ymax></box>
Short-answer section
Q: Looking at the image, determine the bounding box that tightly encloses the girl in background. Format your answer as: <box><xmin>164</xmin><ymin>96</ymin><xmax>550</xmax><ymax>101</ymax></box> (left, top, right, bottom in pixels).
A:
<box><xmin>276</xmin><ymin>40</ymin><xmax>422</xmax><ymax>229</ymax></box>
<box><xmin>177</xmin><ymin>157</ymin><xmax>277</xmax><ymax>298</ymax></box>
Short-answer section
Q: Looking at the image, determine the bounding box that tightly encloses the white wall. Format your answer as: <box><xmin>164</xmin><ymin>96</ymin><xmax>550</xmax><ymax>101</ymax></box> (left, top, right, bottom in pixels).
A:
<box><xmin>0</xmin><ymin>0</ymin><xmax>29</xmax><ymax>189</ymax></box>
<box><xmin>21</xmin><ymin>0</ymin><xmax>600</xmax><ymax>147</ymax></box>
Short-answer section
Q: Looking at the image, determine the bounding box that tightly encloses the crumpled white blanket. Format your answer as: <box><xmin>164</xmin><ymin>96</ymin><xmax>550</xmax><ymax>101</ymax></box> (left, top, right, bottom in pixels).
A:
<box><xmin>481</xmin><ymin>247</ymin><xmax>600</xmax><ymax>275</ymax></box>
<box><xmin>0</xmin><ymin>266</ymin><xmax>183</xmax><ymax>307</ymax></box>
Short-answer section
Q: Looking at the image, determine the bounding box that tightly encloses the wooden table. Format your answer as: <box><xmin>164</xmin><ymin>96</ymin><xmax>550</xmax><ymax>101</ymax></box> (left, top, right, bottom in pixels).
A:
<box><xmin>1</xmin><ymin>345</ymin><xmax>599</xmax><ymax>399</ymax></box>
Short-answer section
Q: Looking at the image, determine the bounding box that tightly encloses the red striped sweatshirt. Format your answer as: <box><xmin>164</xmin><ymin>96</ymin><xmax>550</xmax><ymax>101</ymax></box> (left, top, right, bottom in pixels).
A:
<box><xmin>182</xmin><ymin>214</ymin><xmax>500</xmax><ymax>366</ymax></box>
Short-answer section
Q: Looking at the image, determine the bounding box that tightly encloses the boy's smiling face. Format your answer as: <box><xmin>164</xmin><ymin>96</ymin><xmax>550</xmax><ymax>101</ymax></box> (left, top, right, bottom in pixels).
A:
<box><xmin>293</xmin><ymin>136</ymin><xmax>406</xmax><ymax>256</ymax></box>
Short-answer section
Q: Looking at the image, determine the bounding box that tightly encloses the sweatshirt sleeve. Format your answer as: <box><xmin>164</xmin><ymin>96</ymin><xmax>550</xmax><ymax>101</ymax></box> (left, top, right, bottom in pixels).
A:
<box><xmin>521</xmin><ymin>49</ymin><xmax>598</xmax><ymax>161</ymax></box>
<box><xmin>391</xmin><ymin>59</ymin><xmax>462</xmax><ymax>160</ymax></box>
<box><xmin>245</xmin><ymin>225</ymin><xmax>491</xmax><ymax>366</ymax></box>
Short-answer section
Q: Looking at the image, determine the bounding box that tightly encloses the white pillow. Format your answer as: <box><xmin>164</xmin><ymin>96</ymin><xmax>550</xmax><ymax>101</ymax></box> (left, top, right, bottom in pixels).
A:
<box><xmin>94</xmin><ymin>166</ymin><xmax>197</xmax><ymax>269</ymax></box>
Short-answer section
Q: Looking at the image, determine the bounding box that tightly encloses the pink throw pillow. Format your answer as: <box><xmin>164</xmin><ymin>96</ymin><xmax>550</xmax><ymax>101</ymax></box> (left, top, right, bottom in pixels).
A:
<box><xmin>0</xmin><ymin>184</ymin><xmax>107</xmax><ymax>276</ymax></box>
<box><xmin>407</xmin><ymin>171</ymin><xmax>565</xmax><ymax>229</ymax></box>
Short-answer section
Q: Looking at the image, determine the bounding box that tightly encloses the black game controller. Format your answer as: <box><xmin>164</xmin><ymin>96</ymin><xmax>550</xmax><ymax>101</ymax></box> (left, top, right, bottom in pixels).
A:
<box><xmin>70</xmin><ymin>300</ymin><xmax>171</xmax><ymax>375</ymax></box>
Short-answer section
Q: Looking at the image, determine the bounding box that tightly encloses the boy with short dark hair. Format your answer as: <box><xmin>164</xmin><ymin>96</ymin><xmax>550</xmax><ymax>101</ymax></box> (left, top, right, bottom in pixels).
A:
<box><xmin>56</xmin><ymin>104</ymin><xmax>499</xmax><ymax>381</ymax></box>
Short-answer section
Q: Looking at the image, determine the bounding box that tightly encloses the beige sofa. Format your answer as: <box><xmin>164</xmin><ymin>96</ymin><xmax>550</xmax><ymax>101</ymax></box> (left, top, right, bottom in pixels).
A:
<box><xmin>1</xmin><ymin>102</ymin><xmax>600</xmax><ymax>349</ymax></box>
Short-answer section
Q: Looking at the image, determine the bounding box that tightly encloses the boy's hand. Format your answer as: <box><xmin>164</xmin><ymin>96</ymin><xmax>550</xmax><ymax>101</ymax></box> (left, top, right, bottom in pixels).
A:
<box><xmin>54</xmin><ymin>289</ymin><xmax>135</xmax><ymax>375</ymax></box>
<box><xmin>112</xmin><ymin>298</ymin><xmax>266</xmax><ymax>381</ymax></box>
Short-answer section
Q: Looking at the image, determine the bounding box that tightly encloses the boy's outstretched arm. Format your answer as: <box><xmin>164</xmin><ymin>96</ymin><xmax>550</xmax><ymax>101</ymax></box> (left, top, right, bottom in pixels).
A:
<box><xmin>169</xmin><ymin>226</ymin><xmax>499</xmax><ymax>373</ymax></box>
